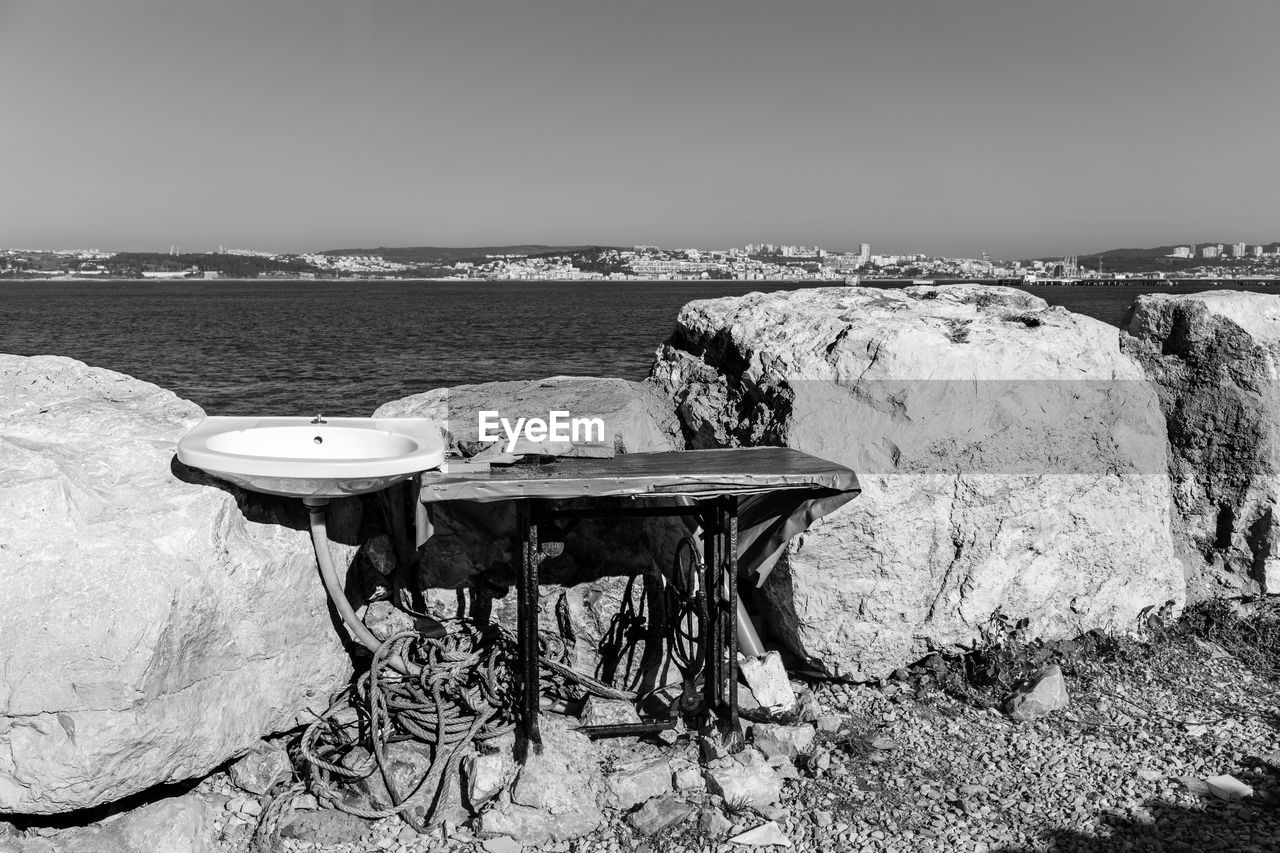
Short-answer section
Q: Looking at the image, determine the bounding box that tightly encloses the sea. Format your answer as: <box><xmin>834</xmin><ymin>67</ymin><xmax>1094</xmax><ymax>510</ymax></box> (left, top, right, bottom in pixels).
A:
<box><xmin>3</xmin><ymin>279</ymin><xmax>1276</xmax><ymax>415</ymax></box>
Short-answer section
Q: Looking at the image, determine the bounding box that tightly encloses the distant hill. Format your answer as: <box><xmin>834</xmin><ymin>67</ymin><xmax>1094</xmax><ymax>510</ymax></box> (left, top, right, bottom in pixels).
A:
<box><xmin>318</xmin><ymin>245</ymin><xmax>619</xmax><ymax>265</ymax></box>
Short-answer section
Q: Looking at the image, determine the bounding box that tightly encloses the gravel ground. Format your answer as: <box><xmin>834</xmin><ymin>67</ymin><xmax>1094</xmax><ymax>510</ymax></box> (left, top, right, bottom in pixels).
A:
<box><xmin>184</xmin><ymin>624</ymin><xmax>1280</xmax><ymax>853</ymax></box>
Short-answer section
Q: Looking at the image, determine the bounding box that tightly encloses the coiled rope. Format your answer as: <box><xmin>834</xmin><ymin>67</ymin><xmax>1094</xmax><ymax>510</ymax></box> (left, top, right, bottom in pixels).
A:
<box><xmin>254</xmin><ymin>617</ymin><xmax>638</xmax><ymax>848</ymax></box>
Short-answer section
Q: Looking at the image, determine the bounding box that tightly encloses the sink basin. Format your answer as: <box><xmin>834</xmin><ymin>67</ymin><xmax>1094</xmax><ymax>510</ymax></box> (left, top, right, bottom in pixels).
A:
<box><xmin>177</xmin><ymin>416</ymin><xmax>446</xmax><ymax>498</ymax></box>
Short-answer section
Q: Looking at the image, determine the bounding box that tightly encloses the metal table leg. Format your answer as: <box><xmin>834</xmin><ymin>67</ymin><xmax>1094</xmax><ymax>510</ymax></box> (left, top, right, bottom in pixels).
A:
<box><xmin>724</xmin><ymin>497</ymin><xmax>740</xmax><ymax>732</ymax></box>
<box><xmin>516</xmin><ymin>502</ymin><xmax>542</xmax><ymax>746</ymax></box>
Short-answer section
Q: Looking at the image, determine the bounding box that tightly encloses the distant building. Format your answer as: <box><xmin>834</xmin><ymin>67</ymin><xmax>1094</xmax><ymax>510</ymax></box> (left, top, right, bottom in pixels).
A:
<box><xmin>1253</xmin><ymin>245</ymin><xmax>1264</xmax><ymax>257</ymax></box>
<box><xmin>1202</xmin><ymin>246</ymin><xmax>1218</xmax><ymax>258</ymax></box>
<box><xmin>1232</xmin><ymin>242</ymin><xmax>1247</xmax><ymax>258</ymax></box>
<box><xmin>1171</xmin><ymin>246</ymin><xmax>1192</xmax><ymax>258</ymax></box>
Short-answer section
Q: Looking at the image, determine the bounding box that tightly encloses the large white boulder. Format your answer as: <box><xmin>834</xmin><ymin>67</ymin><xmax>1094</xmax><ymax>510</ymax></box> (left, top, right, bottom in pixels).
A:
<box><xmin>0</xmin><ymin>355</ymin><xmax>358</xmax><ymax>814</ymax></box>
<box><xmin>651</xmin><ymin>285</ymin><xmax>1183</xmax><ymax>678</ymax></box>
<box><xmin>1121</xmin><ymin>291</ymin><xmax>1280</xmax><ymax>596</ymax></box>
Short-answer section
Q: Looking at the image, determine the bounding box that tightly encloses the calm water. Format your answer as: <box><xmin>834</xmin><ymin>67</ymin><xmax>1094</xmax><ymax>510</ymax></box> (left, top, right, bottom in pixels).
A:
<box><xmin>3</xmin><ymin>279</ymin><xmax>1277</xmax><ymax>414</ymax></box>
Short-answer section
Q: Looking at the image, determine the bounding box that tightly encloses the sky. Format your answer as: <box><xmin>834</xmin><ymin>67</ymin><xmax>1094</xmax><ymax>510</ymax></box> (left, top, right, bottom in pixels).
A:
<box><xmin>1</xmin><ymin>0</ymin><xmax>1277</xmax><ymax>258</ymax></box>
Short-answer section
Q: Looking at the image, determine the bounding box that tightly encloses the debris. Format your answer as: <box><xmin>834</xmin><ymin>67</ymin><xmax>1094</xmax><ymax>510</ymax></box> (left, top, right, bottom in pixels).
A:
<box><xmin>579</xmin><ymin>696</ymin><xmax>642</xmax><ymax>727</ymax></box>
<box><xmin>1004</xmin><ymin>665</ymin><xmax>1070</xmax><ymax>722</ymax></box>
<box><xmin>1206</xmin><ymin>774</ymin><xmax>1254</xmax><ymax>801</ymax></box>
<box><xmin>730</xmin><ymin>820</ymin><xmax>792</xmax><ymax>847</ymax></box>
<box><xmin>628</xmin><ymin>793</ymin><xmax>695</xmax><ymax>835</ymax></box>
<box><xmin>739</xmin><ymin>653</ymin><xmax>797</xmax><ymax>717</ymax></box>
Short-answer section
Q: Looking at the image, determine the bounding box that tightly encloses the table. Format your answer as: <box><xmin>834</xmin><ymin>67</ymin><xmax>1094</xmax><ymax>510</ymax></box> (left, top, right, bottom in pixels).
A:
<box><xmin>417</xmin><ymin>447</ymin><xmax>860</xmax><ymax>744</ymax></box>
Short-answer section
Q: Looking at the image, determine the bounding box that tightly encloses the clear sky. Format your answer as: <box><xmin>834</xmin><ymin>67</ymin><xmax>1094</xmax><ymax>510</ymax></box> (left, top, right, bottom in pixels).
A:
<box><xmin>1</xmin><ymin>0</ymin><xmax>1276</xmax><ymax>257</ymax></box>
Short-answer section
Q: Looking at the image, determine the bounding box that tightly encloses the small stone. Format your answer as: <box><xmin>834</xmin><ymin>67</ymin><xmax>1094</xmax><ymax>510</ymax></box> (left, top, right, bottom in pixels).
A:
<box><xmin>628</xmin><ymin>793</ymin><xmax>695</xmax><ymax>836</ymax></box>
<box><xmin>700</xmin><ymin>735</ymin><xmax>730</xmax><ymax>763</ymax></box>
<box><xmin>793</xmin><ymin>690</ymin><xmax>821</xmax><ymax>724</ymax></box>
<box><xmin>812</xmin><ymin>810</ymin><xmax>833</xmax><ymax>828</ymax></box>
<box><xmin>606</xmin><ymin>757</ymin><xmax>673</xmax><ymax>810</ymax></box>
<box><xmin>703</xmin><ymin>750</ymin><xmax>784</xmax><ymax>810</ymax></box>
<box><xmin>237</xmin><ymin>798</ymin><xmax>262</xmax><ymax>817</ymax></box>
<box><xmin>482</xmin><ymin>836</ymin><xmax>522</xmax><ymax>853</ymax></box>
<box><xmin>673</xmin><ymin>761</ymin><xmax>706</xmax><ymax>792</ymax></box>
<box><xmin>1205</xmin><ymin>774</ymin><xmax>1253</xmax><ymax>801</ymax></box>
<box><xmin>579</xmin><ymin>696</ymin><xmax>642</xmax><ymax>727</ymax></box>
<box><xmin>816</xmin><ymin>715</ymin><xmax>843</xmax><ymax>734</ymax></box>
<box><xmin>752</xmin><ymin>723</ymin><xmax>816</xmax><ymax>760</ymax></box>
<box><xmin>739</xmin><ymin>652</ymin><xmax>797</xmax><ymax>717</ymax></box>
<box><xmin>699</xmin><ymin>810</ymin><xmax>734</xmax><ymax>838</ymax></box>
<box><xmin>467</xmin><ymin>752</ymin><xmax>512</xmax><ymax>809</ymax></box>
<box><xmin>281</xmin><ymin>808</ymin><xmax>371</xmax><ymax>844</ymax></box>
<box><xmin>1004</xmin><ymin>665</ymin><xmax>1069</xmax><ymax>722</ymax></box>
<box><xmin>730</xmin><ymin>820</ymin><xmax>792</xmax><ymax>848</ymax></box>
<box><xmin>228</xmin><ymin>739</ymin><xmax>293</xmax><ymax>796</ymax></box>
<box><xmin>869</xmin><ymin>735</ymin><xmax>898</xmax><ymax>751</ymax></box>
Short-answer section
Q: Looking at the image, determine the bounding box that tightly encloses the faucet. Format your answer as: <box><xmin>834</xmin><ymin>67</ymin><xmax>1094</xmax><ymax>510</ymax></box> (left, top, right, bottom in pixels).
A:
<box><xmin>311</xmin><ymin>414</ymin><xmax>327</xmax><ymax>424</ymax></box>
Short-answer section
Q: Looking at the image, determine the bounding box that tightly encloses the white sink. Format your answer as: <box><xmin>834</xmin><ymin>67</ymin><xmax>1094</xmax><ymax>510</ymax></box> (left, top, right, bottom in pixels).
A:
<box><xmin>177</xmin><ymin>416</ymin><xmax>446</xmax><ymax>498</ymax></box>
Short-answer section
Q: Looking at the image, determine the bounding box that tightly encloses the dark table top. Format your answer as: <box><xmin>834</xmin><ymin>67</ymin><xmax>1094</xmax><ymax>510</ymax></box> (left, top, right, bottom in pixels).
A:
<box><xmin>418</xmin><ymin>446</ymin><xmax>859</xmax><ymax>504</ymax></box>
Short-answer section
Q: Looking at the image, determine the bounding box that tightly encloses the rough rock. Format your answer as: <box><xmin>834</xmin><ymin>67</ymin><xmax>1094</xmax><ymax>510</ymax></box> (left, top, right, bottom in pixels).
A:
<box><xmin>465</xmin><ymin>751</ymin><xmax>514</xmax><ymax>809</ymax></box>
<box><xmin>349</xmin><ymin>741</ymin><xmax>470</xmax><ymax>827</ymax></box>
<box><xmin>1205</xmin><ymin>774</ymin><xmax>1254</xmax><ymax>801</ymax></box>
<box><xmin>730</xmin><ymin>820</ymin><xmax>792</xmax><ymax>848</ymax></box>
<box><xmin>483</xmin><ymin>716</ymin><xmax>604</xmax><ymax>842</ymax></box>
<box><xmin>0</xmin><ymin>355</ymin><xmax>360</xmax><ymax>813</ymax></box>
<box><xmin>280</xmin><ymin>807</ymin><xmax>370</xmax><ymax>844</ymax></box>
<box><xmin>651</xmin><ymin>285</ymin><xmax>1183</xmax><ymax>678</ymax></box>
<box><xmin>605</xmin><ymin>757</ymin><xmax>672</xmax><ymax>810</ymax></box>
<box><xmin>699</xmin><ymin>809</ymin><xmax>734</xmax><ymax>837</ymax></box>
<box><xmin>751</xmin><ymin>723</ymin><xmax>816</xmax><ymax>760</ymax></box>
<box><xmin>628</xmin><ymin>793</ymin><xmax>694</xmax><ymax>835</ymax></box>
<box><xmin>480</xmin><ymin>837</ymin><xmax>521</xmax><ymax>853</ymax></box>
<box><xmin>1004</xmin><ymin>664</ymin><xmax>1070</xmax><ymax>721</ymax></box>
<box><xmin>738</xmin><ymin>653</ymin><xmax>797</xmax><ymax>717</ymax></box>
<box><xmin>579</xmin><ymin>696</ymin><xmax>642</xmax><ymax>728</ymax></box>
<box><xmin>671</xmin><ymin>759</ymin><xmax>706</xmax><ymax>792</ymax></box>
<box><xmin>228</xmin><ymin>740</ymin><xmax>292</xmax><ymax>796</ymax></box>
<box><xmin>703</xmin><ymin>749</ymin><xmax>784</xmax><ymax>810</ymax></box>
<box><xmin>1121</xmin><ymin>291</ymin><xmax>1280</xmax><ymax>595</ymax></box>
<box><xmin>0</xmin><ymin>792</ymin><xmax>217</xmax><ymax>853</ymax></box>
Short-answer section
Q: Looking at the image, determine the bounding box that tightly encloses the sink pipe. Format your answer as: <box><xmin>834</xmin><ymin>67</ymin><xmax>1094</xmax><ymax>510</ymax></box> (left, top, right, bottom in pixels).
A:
<box><xmin>304</xmin><ymin>496</ymin><xmax>418</xmax><ymax>676</ymax></box>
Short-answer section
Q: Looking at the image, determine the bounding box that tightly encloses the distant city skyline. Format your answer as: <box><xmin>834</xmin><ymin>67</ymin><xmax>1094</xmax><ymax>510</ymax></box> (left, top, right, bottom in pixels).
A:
<box><xmin>2</xmin><ymin>0</ymin><xmax>1278</xmax><ymax>258</ymax></box>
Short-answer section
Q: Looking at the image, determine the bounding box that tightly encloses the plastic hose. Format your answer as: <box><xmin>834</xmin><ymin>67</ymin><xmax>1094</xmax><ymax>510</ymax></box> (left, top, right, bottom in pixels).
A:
<box><xmin>305</xmin><ymin>499</ymin><xmax>417</xmax><ymax>676</ymax></box>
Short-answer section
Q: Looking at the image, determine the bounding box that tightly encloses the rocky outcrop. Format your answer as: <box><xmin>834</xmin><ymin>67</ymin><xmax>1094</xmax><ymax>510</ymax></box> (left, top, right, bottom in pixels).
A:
<box><xmin>651</xmin><ymin>285</ymin><xmax>1183</xmax><ymax>679</ymax></box>
<box><xmin>0</xmin><ymin>355</ymin><xmax>359</xmax><ymax>814</ymax></box>
<box><xmin>1121</xmin><ymin>291</ymin><xmax>1280</xmax><ymax>596</ymax></box>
